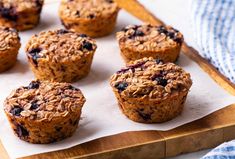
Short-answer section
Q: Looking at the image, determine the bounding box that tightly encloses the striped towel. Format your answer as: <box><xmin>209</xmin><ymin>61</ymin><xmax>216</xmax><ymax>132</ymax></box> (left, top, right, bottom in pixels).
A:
<box><xmin>191</xmin><ymin>0</ymin><xmax>235</xmax><ymax>83</ymax></box>
<box><xmin>202</xmin><ymin>140</ymin><xmax>235</xmax><ymax>159</ymax></box>
<box><xmin>191</xmin><ymin>0</ymin><xmax>235</xmax><ymax>158</ymax></box>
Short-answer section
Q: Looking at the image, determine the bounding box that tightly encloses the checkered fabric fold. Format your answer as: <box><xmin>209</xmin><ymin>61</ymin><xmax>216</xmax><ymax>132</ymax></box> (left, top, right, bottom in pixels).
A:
<box><xmin>191</xmin><ymin>0</ymin><xmax>235</xmax><ymax>83</ymax></box>
<box><xmin>202</xmin><ymin>140</ymin><xmax>235</xmax><ymax>159</ymax></box>
<box><xmin>193</xmin><ymin>1</ymin><xmax>235</xmax><ymax>157</ymax></box>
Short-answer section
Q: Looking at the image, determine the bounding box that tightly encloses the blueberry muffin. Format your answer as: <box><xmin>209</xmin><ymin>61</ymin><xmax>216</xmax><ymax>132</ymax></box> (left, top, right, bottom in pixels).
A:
<box><xmin>0</xmin><ymin>0</ymin><xmax>44</xmax><ymax>31</ymax></box>
<box><xmin>4</xmin><ymin>80</ymin><xmax>86</xmax><ymax>144</ymax></box>
<box><xmin>0</xmin><ymin>27</ymin><xmax>20</xmax><ymax>72</ymax></box>
<box><xmin>59</xmin><ymin>0</ymin><xmax>120</xmax><ymax>38</ymax></box>
<box><xmin>116</xmin><ymin>24</ymin><xmax>184</xmax><ymax>63</ymax></box>
<box><xmin>110</xmin><ymin>57</ymin><xmax>192</xmax><ymax>123</ymax></box>
<box><xmin>25</xmin><ymin>29</ymin><xmax>97</xmax><ymax>82</ymax></box>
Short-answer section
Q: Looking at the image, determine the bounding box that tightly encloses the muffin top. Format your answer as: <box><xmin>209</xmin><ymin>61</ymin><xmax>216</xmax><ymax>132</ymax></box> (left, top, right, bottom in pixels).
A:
<box><xmin>0</xmin><ymin>27</ymin><xmax>20</xmax><ymax>51</ymax></box>
<box><xmin>116</xmin><ymin>24</ymin><xmax>184</xmax><ymax>52</ymax></box>
<box><xmin>25</xmin><ymin>29</ymin><xmax>97</xmax><ymax>64</ymax></box>
<box><xmin>59</xmin><ymin>0</ymin><xmax>119</xmax><ymax>19</ymax></box>
<box><xmin>110</xmin><ymin>57</ymin><xmax>192</xmax><ymax>99</ymax></box>
<box><xmin>0</xmin><ymin>0</ymin><xmax>43</xmax><ymax>12</ymax></box>
<box><xmin>4</xmin><ymin>80</ymin><xmax>86</xmax><ymax>121</ymax></box>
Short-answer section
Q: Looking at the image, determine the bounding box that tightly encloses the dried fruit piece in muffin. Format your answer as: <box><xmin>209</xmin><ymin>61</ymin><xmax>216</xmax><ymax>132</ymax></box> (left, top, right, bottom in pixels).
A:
<box><xmin>110</xmin><ymin>57</ymin><xmax>192</xmax><ymax>123</ymax></box>
<box><xmin>25</xmin><ymin>29</ymin><xmax>97</xmax><ymax>82</ymax></box>
<box><xmin>4</xmin><ymin>80</ymin><xmax>86</xmax><ymax>144</ymax></box>
<box><xmin>59</xmin><ymin>0</ymin><xmax>120</xmax><ymax>38</ymax></box>
<box><xmin>0</xmin><ymin>27</ymin><xmax>20</xmax><ymax>72</ymax></box>
<box><xmin>116</xmin><ymin>24</ymin><xmax>184</xmax><ymax>63</ymax></box>
<box><xmin>0</xmin><ymin>0</ymin><xmax>44</xmax><ymax>31</ymax></box>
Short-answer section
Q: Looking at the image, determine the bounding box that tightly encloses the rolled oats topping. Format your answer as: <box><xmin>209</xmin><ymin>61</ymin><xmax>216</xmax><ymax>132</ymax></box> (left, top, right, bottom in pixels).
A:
<box><xmin>60</xmin><ymin>0</ymin><xmax>119</xmax><ymax>19</ymax></box>
<box><xmin>116</xmin><ymin>24</ymin><xmax>184</xmax><ymax>52</ymax></box>
<box><xmin>0</xmin><ymin>26</ymin><xmax>20</xmax><ymax>51</ymax></box>
<box><xmin>4</xmin><ymin>80</ymin><xmax>86</xmax><ymax>121</ymax></box>
<box><xmin>25</xmin><ymin>29</ymin><xmax>97</xmax><ymax>62</ymax></box>
<box><xmin>0</xmin><ymin>0</ymin><xmax>43</xmax><ymax>13</ymax></box>
<box><xmin>110</xmin><ymin>57</ymin><xmax>192</xmax><ymax>99</ymax></box>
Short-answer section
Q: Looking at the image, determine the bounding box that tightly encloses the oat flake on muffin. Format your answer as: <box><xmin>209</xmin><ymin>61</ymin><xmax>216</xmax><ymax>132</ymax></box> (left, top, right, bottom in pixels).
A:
<box><xmin>0</xmin><ymin>26</ymin><xmax>20</xmax><ymax>72</ymax></box>
<box><xmin>4</xmin><ymin>80</ymin><xmax>86</xmax><ymax>144</ymax></box>
<box><xmin>110</xmin><ymin>57</ymin><xmax>192</xmax><ymax>123</ymax></box>
<box><xmin>0</xmin><ymin>0</ymin><xmax>44</xmax><ymax>30</ymax></box>
<box><xmin>59</xmin><ymin>0</ymin><xmax>120</xmax><ymax>37</ymax></box>
<box><xmin>116</xmin><ymin>24</ymin><xmax>184</xmax><ymax>63</ymax></box>
<box><xmin>25</xmin><ymin>29</ymin><xmax>97</xmax><ymax>82</ymax></box>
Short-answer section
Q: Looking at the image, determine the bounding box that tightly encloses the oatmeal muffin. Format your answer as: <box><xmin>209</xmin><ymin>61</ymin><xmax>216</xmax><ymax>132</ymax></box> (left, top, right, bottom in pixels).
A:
<box><xmin>116</xmin><ymin>24</ymin><xmax>184</xmax><ymax>63</ymax></box>
<box><xmin>0</xmin><ymin>0</ymin><xmax>44</xmax><ymax>31</ymax></box>
<box><xmin>25</xmin><ymin>29</ymin><xmax>97</xmax><ymax>82</ymax></box>
<box><xmin>59</xmin><ymin>0</ymin><xmax>120</xmax><ymax>38</ymax></box>
<box><xmin>110</xmin><ymin>57</ymin><xmax>192</xmax><ymax>123</ymax></box>
<box><xmin>0</xmin><ymin>27</ymin><xmax>20</xmax><ymax>72</ymax></box>
<box><xmin>4</xmin><ymin>80</ymin><xmax>86</xmax><ymax>144</ymax></box>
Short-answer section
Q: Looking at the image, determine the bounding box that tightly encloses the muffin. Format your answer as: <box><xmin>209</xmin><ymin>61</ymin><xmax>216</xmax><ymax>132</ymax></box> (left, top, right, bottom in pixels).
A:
<box><xmin>116</xmin><ymin>24</ymin><xmax>184</xmax><ymax>63</ymax></box>
<box><xmin>25</xmin><ymin>29</ymin><xmax>97</xmax><ymax>82</ymax></box>
<box><xmin>59</xmin><ymin>0</ymin><xmax>120</xmax><ymax>38</ymax></box>
<box><xmin>110</xmin><ymin>57</ymin><xmax>192</xmax><ymax>123</ymax></box>
<box><xmin>4</xmin><ymin>80</ymin><xmax>86</xmax><ymax>144</ymax></box>
<box><xmin>0</xmin><ymin>27</ymin><xmax>20</xmax><ymax>72</ymax></box>
<box><xmin>0</xmin><ymin>0</ymin><xmax>44</xmax><ymax>31</ymax></box>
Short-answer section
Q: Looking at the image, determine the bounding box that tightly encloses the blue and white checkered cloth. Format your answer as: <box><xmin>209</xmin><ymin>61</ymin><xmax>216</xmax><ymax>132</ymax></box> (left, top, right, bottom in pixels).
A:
<box><xmin>191</xmin><ymin>0</ymin><xmax>235</xmax><ymax>158</ymax></box>
<box><xmin>191</xmin><ymin>0</ymin><xmax>235</xmax><ymax>83</ymax></box>
<box><xmin>202</xmin><ymin>140</ymin><xmax>235</xmax><ymax>159</ymax></box>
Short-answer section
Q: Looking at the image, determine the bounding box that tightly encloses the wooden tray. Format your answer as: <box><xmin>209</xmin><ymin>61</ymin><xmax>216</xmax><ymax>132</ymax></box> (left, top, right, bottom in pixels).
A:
<box><xmin>1</xmin><ymin>1</ymin><xmax>235</xmax><ymax>158</ymax></box>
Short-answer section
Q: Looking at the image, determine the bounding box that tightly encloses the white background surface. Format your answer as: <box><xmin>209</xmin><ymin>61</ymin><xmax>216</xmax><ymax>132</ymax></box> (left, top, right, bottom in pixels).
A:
<box><xmin>0</xmin><ymin>0</ymin><xmax>232</xmax><ymax>158</ymax></box>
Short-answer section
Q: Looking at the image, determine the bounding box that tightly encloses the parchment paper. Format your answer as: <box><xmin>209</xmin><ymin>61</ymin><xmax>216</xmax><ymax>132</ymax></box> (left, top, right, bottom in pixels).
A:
<box><xmin>0</xmin><ymin>2</ymin><xmax>234</xmax><ymax>159</ymax></box>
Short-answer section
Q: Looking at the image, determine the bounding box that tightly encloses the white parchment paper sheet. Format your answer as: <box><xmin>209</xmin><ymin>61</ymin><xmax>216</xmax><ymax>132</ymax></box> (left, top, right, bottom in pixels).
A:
<box><xmin>0</xmin><ymin>2</ymin><xmax>234</xmax><ymax>159</ymax></box>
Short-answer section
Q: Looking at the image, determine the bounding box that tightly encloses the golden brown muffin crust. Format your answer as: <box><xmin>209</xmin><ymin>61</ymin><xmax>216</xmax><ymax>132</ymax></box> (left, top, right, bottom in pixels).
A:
<box><xmin>60</xmin><ymin>0</ymin><xmax>119</xmax><ymax>19</ymax></box>
<box><xmin>4</xmin><ymin>80</ymin><xmax>86</xmax><ymax>121</ymax></box>
<box><xmin>110</xmin><ymin>57</ymin><xmax>192</xmax><ymax>99</ymax></box>
<box><xmin>25</xmin><ymin>29</ymin><xmax>97</xmax><ymax>63</ymax></box>
<box><xmin>0</xmin><ymin>0</ymin><xmax>43</xmax><ymax>12</ymax></box>
<box><xmin>0</xmin><ymin>26</ymin><xmax>20</xmax><ymax>51</ymax></box>
<box><xmin>116</xmin><ymin>24</ymin><xmax>183</xmax><ymax>52</ymax></box>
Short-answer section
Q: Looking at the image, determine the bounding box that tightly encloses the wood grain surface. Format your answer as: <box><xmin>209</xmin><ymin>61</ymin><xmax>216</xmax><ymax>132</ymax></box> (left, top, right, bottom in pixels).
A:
<box><xmin>1</xmin><ymin>0</ymin><xmax>235</xmax><ymax>159</ymax></box>
<box><xmin>17</xmin><ymin>103</ymin><xmax>235</xmax><ymax>159</ymax></box>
